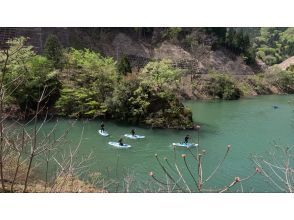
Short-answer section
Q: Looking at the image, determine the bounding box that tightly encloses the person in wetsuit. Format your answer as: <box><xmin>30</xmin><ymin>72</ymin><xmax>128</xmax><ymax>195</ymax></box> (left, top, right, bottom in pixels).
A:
<box><xmin>184</xmin><ymin>135</ymin><xmax>190</xmax><ymax>144</ymax></box>
<box><xmin>118</xmin><ymin>138</ymin><xmax>124</xmax><ymax>146</ymax></box>
<box><xmin>131</xmin><ymin>129</ymin><xmax>136</xmax><ymax>136</ymax></box>
<box><xmin>100</xmin><ymin>121</ymin><xmax>105</xmax><ymax>132</ymax></box>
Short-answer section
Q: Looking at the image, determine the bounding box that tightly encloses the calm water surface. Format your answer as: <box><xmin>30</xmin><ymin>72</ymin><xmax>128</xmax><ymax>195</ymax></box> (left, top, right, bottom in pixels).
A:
<box><xmin>36</xmin><ymin>95</ymin><xmax>294</xmax><ymax>192</ymax></box>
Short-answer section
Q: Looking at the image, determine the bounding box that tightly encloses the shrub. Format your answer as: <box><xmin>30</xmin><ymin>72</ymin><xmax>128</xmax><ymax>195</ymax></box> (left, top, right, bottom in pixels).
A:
<box><xmin>247</xmin><ymin>75</ymin><xmax>271</xmax><ymax>95</ymax></box>
<box><xmin>275</xmin><ymin>70</ymin><xmax>294</xmax><ymax>93</ymax></box>
<box><xmin>207</xmin><ymin>73</ymin><xmax>242</xmax><ymax>100</ymax></box>
<box><xmin>287</xmin><ymin>65</ymin><xmax>294</xmax><ymax>72</ymax></box>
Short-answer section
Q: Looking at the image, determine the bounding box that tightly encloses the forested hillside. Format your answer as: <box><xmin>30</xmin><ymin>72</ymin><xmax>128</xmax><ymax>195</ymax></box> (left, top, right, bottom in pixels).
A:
<box><xmin>1</xmin><ymin>27</ymin><xmax>294</xmax><ymax>128</ymax></box>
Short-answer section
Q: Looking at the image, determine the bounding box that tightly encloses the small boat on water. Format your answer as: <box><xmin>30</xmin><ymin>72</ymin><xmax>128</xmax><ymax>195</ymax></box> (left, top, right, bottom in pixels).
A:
<box><xmin>108</xmin><ymin>141</ymin><xmax>131</xmax><ymax>148</ymax></box>
<box><xmin>98</xmin><ymin>130</ymin><xmax>109</xmax><ymax>136</ymax></box>
<box><xmin>172</xmin><ymin>143</ymin><xmax>198</xmax><ymax>148</ymax></box>
<box><xmin>124</xmin><ymin>134</ymin><xmax>145</xmax><ymax>139</ymax></box>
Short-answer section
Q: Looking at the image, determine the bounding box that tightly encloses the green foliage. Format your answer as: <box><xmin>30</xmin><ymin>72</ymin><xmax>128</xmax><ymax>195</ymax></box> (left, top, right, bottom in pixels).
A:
<box><xmin>247</xmin><ymin>75</ymin><xmax>271</xmax><ymax>95</ymax></box>
<box><xmin>1</xmin><ymin>37</ymin><xmax>35</xmax><ymax>74</ymax></box>
<box><xmin>163</xmin><ymin>27</ymin><xmax>182</xmax><ymax>41</ymax></box>
<box><xmin>2</xmin><ymin>36</ymin><xmax>194</xmax><ymax>128</ymax></box>
<box><xmin>56</xmin><ymin>48</ymin><xmax>118</xmax><ymax>118</ymax></box>
<box><xmin>11</xmin><ymin>55</ymin><xmax>61</xmax><ymax>110</ymax></box>
<box><xmin>139</xmin><ymin>59</ymin><xmax>182</xmax><ymax>92</ymax></box>
<box><xmin>2</xmin><ymin>38</ymin><xmax>61</xmax><ymax>111</ymax></box>
<box><xmin>287</xmin><ymin>65</ymin><xmax>294</xmax><ymax>72</ymax></box>
<box><xmin>117</xmin><ymin>55</ymin><xmax>131</xmax><ymax>75</ymax></box>
<box><xmin>133</xmin><ymin>27</ymin><xmax>154</xmax><ymax>39</ymax></box>
<box><xmin>243</xmin><ymin>47</ymin><xmax>256</xmax><ymax>64</ymax></box>
<box><xmin>44</xmin><ymin>34</ymin><xmax>64</xmax><ymax>69</ymax></box>
<box><xmin>55</xmin><ymin>50</ymin><xmax>193</xmax><ymax>127</ymax></box>
<box><xmin>255</xmin><ymin>28</ymin><xmax>294</xmax><ymax>65</ymax></box>
<box><xmin>274</xmin><ymin>70</ymin><xmax>294</xmax><ymax>93</ymax></box>
<box><xmin>109</xmin><ymin>77</ymin><xmax>193</xmax><ymax>128</ymax></box>
<box><xmin>206</xmin><ymin>27</ymin><xmax>227</xmax><ymax>43</ymax></box>
<box><xmin>144</xmin><ymin>92</ymin><xmax>193</xmax><ymax>128</ymax></box>
<box><xmin>110</xmin><ymin>80</ymin><xmax>151</xmax><ymax>124</ymax></box>
<box><xmin>55</xmin><ymin>87</ymin><xmax>106</xmax><ymax>117</ymax></box>
<box><xmin>280</xmin><ymin>28</ymin><xmax>294</xmax><ymax>55</ymax></box>
<box><xmin>206</xmin><ymin>73</ymin><xmax>242</xmax><ymax>100</ymax></box>
<box><xmin>108</xmin><ymin>60</ymin><xmax>193</xmax><ymax>128</ymax></box>
<box><xmin>225</xmin><ymin>29</ymin><xmax>251</xmax><ymax>52</ymax></box>
<box><xmin>224</xmin><ymin>28</ymin><xmax>255</xmax><ymax>64</ymax></box>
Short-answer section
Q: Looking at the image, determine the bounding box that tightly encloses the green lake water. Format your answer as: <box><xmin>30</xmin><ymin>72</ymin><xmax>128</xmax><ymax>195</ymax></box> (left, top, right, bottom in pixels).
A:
<box><xmin>35</xmin><ymin>95</ymin><xmax>294</xmax><ymax>192</ymax></box>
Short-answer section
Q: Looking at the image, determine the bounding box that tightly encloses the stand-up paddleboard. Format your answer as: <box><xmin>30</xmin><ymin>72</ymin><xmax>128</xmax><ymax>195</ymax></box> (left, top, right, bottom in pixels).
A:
<box><xmin>98</xmin><ymin>130</ymin><xmax>109</xmax><ymax>136</ymax></box>
<box><xmin>108</xmin><ymin>141</ymin><xmax>131</xmax><ymax>148</ymax></box>
<box><xmin>172</xmin><ymin>143</ymin><xmax>198</xmax><ymax>148</ymax></box>
<box><xmin>124</xmin><ymin>134</ymin><xmax>145</xmax><ymax>139</ymax></box>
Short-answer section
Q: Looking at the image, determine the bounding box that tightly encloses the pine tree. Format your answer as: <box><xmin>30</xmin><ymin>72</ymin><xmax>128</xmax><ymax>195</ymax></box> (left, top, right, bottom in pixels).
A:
<box><xmin>117</xmin><ymin>55</ymin><xmax>132</xmax><ymax>75</ymax></box>
<box><xmin>44</xmin><ymin>34</ymin><xmax>63</xmax><ymax>69</ymax></box>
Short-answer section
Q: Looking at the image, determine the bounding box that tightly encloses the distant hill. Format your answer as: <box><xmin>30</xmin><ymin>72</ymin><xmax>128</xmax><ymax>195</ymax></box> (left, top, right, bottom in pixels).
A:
<box><xmin>1</xmin><ymin>27</ymin><xmax>293</xmax><ymax>75</ymax></box>
<box><xmin>0</xmin><ymin>27</ymin><xmax>262</xmax><ymax>75</ymax></box>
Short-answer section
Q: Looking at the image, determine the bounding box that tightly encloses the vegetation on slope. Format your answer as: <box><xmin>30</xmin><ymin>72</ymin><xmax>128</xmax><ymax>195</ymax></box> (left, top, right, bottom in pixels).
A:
<box><xmin>254</xmin><ymin>27</ymin><xmax>294</xmax><ymax>65</ymax></box>
<box><xmin>3</xmin><ymin>37</ymin><xmax>194</xmax><ymax>129</ymax></box>
<box><xmin>189</xmin><ymin>67</ymin><xmax>294</xmax><ymax>100</ymax></box>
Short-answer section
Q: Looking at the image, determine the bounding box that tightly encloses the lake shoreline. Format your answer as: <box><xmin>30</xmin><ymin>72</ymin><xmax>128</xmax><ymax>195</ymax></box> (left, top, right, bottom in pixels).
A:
<box><xmin>5</xmin><ymin>92</ymin><xmax>293</xmax><ymax>130</ymax></box>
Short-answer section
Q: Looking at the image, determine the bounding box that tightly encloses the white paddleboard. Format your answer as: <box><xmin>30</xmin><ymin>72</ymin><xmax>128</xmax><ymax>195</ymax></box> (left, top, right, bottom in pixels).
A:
<box><xmin>172</xmin><ymin>143</ymin><xmax>198</xmax><ymax>148</ymax></box>
<box><xmin>108</xmin><ymin>141</ymin><xmax>131</xmax><ymax>149</ymax></box>
<box><xmin>98</xmin><ymin>130</ymin><xmax>109</xmax><ymax>136</ymax></box>
<box><xmin>124</xmin><ymin>134</ymin><xmax>145</xmax><ymax>139</ymax></box>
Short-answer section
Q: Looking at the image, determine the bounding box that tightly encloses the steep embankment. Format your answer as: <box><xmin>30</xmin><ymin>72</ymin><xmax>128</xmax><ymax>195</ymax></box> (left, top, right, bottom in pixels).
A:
<box><xmin>78</xmin><ymin>30</ymin><xmax>258</xmax><ymax>100</ymax></box>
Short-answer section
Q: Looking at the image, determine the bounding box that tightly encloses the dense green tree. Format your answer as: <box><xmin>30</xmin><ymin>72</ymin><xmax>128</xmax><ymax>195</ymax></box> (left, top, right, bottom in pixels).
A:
<box><xmin>254</xmin><ymin>28</ymin><xmax>294</xmax><ymax>65</ymax></box>
<box><xmin>206</xmin><ymin>73</ymin><xmax>242</xmax><ymax>100</ymax></box>
<box><xmin>44</xmin><ymin>34</ymin><xmax>63</xmax><ymax>69</ymax></box>
<box><xmin>134</xmin><ymin>27</ymin><xmax>154</xmax><ymax>40</ymax></box>
<box><xmin>225</xmin><ymin>28</ymin><xmax>237</xmax><ymax>51</ymax></box>
<box><xmin>206</xmin><ymin>27</ymin><xmax>227</xmax><ymax>43</ymax></box>
<box><xmin>139</xmin><ymin>59</ymin><xmax>182</xmax><ymax>92</ymax></box>
<box><xmin>117</xmin><ymin>55</ymin><xmax>132</xmax><ymax>75</ymax></box>
<box><xmin>2</xmin><ymin>38</ymin><xmax>61</xmax><ymax>111</ymax></box>
<box><xmin>55</xmin><ymin>48</ymin><xmax>118</xmax><ymax>118</ymax></box>
<box><xmin>163</xmin><ymin>27</ymin><xmax>182</xmax><ymax>41</ymax></box>
<box><xmin>11</xmin><ymin>55</ymin><xmax>61</xmax><ymax>110</ymax></box>
<box><xmin>108</xmin><ymin>60</ymin><xmax>193</xmax><ymax>127</ymax></box>
<box><xmin>224</xmin><ymin>28</ymin><xmax>255</xmax><ymax>64</ymax></box>
<box><xmin>109</xmin><ymin>77</ymin><xmax>193</xmax><ymax>128</ymax></box>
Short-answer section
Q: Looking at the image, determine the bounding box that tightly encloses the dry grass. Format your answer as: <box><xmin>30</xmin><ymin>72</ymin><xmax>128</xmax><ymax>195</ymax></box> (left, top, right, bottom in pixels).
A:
<box><xmin>8</xmin><ymin>176</ymin><xmax>106</xmax><ymax>193</ymax></box>
<box><xmin>1</xmin><ymin>156</ymin><xmax>106</xmax><ymax>193</ymax></box>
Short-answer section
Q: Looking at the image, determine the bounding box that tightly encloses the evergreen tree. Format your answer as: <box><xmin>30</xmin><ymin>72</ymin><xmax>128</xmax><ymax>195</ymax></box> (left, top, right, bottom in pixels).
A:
<box><xmin>236</xmin><ymin>30</ymin><xmax>244</xmax><ymax>52</ymax></box>
<box><xmin>208</xmin><ymin>27</ymin><xmax>227</xmax><ymax>43</ymax></box>
<box><xmin>43</xmin><ymin>34</ymin><xmax>63</xmax><ymax>69</ymax></box>
<box><xmin>243</xmin><ymin>34</ymin><xmax>250</xmax><ymax>50</ymax></box>
<box><xmin>117</xmin><ymin>55</ymin><xmax>132</xmax><ymax>75</ymax></box>
<box><xmin>226</xmin><ymin>28</ymin><xmax>237</xmax><ymax>51</ymax></box>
